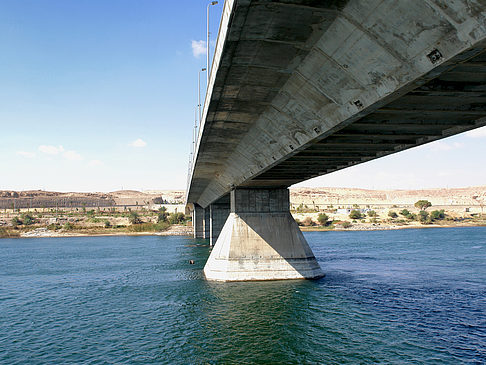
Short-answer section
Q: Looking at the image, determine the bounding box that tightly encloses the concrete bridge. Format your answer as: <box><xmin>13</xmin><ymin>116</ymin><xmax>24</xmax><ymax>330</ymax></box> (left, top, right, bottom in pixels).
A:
<box><xmin>186</xmin><ymin>0</ymin><xmax>486</xmax><ymax>281</ymax></box>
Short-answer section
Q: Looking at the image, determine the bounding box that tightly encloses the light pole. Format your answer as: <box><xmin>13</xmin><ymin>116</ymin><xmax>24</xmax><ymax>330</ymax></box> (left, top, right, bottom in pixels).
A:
<box><xmin>198</xmin><ymin>67</ymin><xmax>206</xmax><ymax>125</ymax></box>
<box><xmin>207</xmin><ymin>1</ymin><xmax>218</xmax><ymax>85</ymax></box>
<box><xmin>193</xmin><ymin>106</ymin><xmax>198</xmax><ymax>155</ymax></box>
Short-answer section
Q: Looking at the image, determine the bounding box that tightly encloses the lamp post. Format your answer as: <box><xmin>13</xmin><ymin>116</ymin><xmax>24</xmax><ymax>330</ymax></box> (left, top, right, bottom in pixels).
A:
<box><xmin>207</xmin><ymin>1</ymin><xmax>218</xmax><ymax>85</ymax></box>
<box><xmin>193</xmin><ymin>106</ymin><xmax>198</xmax><ymax>155</ymax></box>
<box><xmin>198</xmin><ymin>67</ymin><xmax>206</xmax><ymax>125</ymax></box>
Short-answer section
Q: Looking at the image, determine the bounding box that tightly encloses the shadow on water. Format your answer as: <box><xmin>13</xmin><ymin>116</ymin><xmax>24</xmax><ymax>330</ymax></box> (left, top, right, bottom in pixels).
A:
<box><xmin>1</xmin><ymin>230</ymin><xmax>484</xmax><ymax>364</ymax></box>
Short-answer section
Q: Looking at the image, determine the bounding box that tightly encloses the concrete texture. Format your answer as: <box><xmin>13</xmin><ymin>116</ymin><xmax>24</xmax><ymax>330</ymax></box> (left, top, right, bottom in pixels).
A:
<box><xmin>187</xmin><ymin>0</ymin><xmax>486</xmax><ymax>208</ymax></box>
<box><xmin>203</xmin><ymin>208</ymin><xmax>210</xmax><ymax>239</ymax></box>
<box><xmin>209</xmin><ymin>200</ymin><xmax>230</xmax><ymax>246</ymax></box>
<box><xmin>193</xmin><ymin>205</ymin><xmax>204</xmax><ymax>239</ymax></box>
<box><xmin>204</xmin><ymin>188</ymin><xmax>324</xmax><ymax>281</ymax></box>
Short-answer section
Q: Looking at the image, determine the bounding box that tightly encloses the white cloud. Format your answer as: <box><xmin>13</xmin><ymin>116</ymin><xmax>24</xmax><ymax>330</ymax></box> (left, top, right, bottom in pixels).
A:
<box><xmin>63</xmin><ymin>150</ymin><xmax>83</xmax><ymax>161</ymax></box>
<box><xmin>427</xmin><ymin>141</ymin><xmax>463</xmax><ymax>152</ymax></box>
<box><xmin>465</xmin><ymin>126</ymin><xmax>486</xmax><ymax>138</ymax></box>
<box><xmin>16</xmin><ymin>151</ymin><xmax>36</xmax><ymax>158</ymax></box>
<box><xmin>39</xmin><ymin>145</ymin><xmax>64</xmax><ymax>155</ymax></box>
<box><xmin>88</xmin><ymin>159</ymin><xmax>104</xmax><ymax>167</ymax></box>
<box><xmin>129</xmin><ymin>138</ymin><xmax>147</xmax><ymax>148</ymax></box>
<box><xmin>191</xmin><ymin>40</ymin><xmax>206</xmax><ymax>58</ymax></box>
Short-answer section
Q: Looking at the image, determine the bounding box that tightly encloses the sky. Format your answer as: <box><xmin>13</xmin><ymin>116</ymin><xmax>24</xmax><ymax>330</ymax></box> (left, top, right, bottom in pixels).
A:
<box><xmin>0</xmin><ymin>1</ymin><xmax>485</xmax><ymax>192</ymax></box>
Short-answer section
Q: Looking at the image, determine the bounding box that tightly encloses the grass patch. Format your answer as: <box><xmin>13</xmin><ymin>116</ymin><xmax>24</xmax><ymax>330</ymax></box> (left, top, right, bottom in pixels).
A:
<box><xmin>0</xmin><ymin>228</ymin><xmax>20</xmax><ymax>238</ymax></box>
<box><xmin>126</xmin><ymin>222</ymin><xmax>170</xmax><ymax>232</ymax></box>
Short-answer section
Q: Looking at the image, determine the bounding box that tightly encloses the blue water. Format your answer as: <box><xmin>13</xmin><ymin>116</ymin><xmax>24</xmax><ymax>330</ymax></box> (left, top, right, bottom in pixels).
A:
<box><xmin>0</xmin><ymin>227</ymin><xmax>485</xmax><ymax>364</ymax></box>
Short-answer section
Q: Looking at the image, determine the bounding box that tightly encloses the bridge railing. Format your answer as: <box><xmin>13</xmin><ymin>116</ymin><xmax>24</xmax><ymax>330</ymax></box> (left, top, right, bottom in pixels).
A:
<box><xmin>186</xmin><ymin>0</ymin><xmax>234</xmax><ymax>201</ymax></box>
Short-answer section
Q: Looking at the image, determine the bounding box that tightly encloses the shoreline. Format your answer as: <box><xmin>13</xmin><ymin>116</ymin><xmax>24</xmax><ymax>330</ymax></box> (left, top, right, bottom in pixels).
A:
<box><xmin>300</xmin><ymin>222</ymin><xmax>486</xmax><ymax>232</ymax></box>
<box><xmin>2</xmin><ymin>222</ymin><xmax>485</xmax><ymax>239</ymax></box>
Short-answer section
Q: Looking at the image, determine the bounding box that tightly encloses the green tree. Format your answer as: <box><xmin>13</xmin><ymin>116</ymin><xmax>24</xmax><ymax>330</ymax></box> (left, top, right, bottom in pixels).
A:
<box><xmin>418</xmin><ymin>210</ymin><xmax>429</xmax><ymax>223</ymax></box>
<box><xmin>168</xmin><ymin>212</ymin><xmax>186</xmax><ymax>225</ymax></box>
<box><xmin>86</xmin><ymin>209</ymin><xmax>95</xmax><ymax>218</ymax></box>
<box><xmin>388</xmin><ymin>211</ymin><xmax>398</xmax><ymax>218</ymax></box>
<box><xmin>349</xmin><ymin>210</ymin><xmax>362</xmax><ymax>219</ymax></box>
<box><xmin>415</xmin><ymin>200</ymin><xmax>432</xmax><ymax>211</ymax></box>
<box><xmin>158</xmin><ymin>207</ymin><xmax>169</xmax><ymax>223</ymax></box>
<box><xmin>128</xmin><ymin>211</ymin><xmax>142</xmax><ymax>224</ymax></box>
<box><xmin>317</xmin><ymin>213</ymin><xmax>329</xmax><ymax>226</ymax></box>
<box><xmin>104</xmin><ymin>220</ymin><xmax>112</xmax><ymax>228</ymax></box>
<box><xmin>367</xmin><ymin>210</ymin><xmax>377</xmax><ymax>217</ymax></box>
<box><xmin>20</xmin><ymin>213</ymin><xmax>34</xmax><ymax>225</ymax></box>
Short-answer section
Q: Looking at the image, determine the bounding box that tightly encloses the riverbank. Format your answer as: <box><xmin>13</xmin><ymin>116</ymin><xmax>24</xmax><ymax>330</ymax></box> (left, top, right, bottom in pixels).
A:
<box><xmin>300</xmin><ymin>221</ymin><xmax>486</xmax><ymax>232</ymax></box>
<box><xmin>3</xmin><ymin>220</ymin><xmax>486</xmax><ymax>239</ymax></box>
<box><xmin>3</xmin><ymin>224</ymin><xmax>193</xmax><ymax>239</ymax></box>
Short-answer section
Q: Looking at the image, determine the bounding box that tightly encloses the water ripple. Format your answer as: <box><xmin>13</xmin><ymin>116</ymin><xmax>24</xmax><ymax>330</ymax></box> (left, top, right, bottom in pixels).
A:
<box><xmin>0</xmin><ymin>229</ymin><xmax>485</xmax><ymax>363</ymax></box>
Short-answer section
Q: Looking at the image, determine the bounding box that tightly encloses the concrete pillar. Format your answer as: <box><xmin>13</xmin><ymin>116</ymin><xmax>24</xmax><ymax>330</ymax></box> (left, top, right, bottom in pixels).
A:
<box><xmin>209</xmin><ymin>202</ymin><xmax>230</xmax><ymax>246</ymax></box>
<box><xmin>203</xmin><ymin>188</ymin><xmax>324</xmax><ymax>281</ymax></box>
<box><xmin>193</xmin><ymin>204</ymin><xmax>204</xmax><ymax>239</ymax></box>
<box><xmin>203</xmin><ymin>208</ymin><xmax>210</xmax><ymax>239</ymax></box>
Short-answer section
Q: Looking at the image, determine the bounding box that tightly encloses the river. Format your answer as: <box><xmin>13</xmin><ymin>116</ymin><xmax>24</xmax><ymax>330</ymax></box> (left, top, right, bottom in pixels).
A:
<box><xmin>1</xmin><ymin>227</ymin><xmax>485</xmax><ymax>364</ymax></box>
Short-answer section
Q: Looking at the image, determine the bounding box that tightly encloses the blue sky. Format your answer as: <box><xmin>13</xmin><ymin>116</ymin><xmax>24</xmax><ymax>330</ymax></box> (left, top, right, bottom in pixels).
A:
<box><xmin>0</xmin><ymin>1</ymin><xmax>485</xmax><ymax>192</ymax></box>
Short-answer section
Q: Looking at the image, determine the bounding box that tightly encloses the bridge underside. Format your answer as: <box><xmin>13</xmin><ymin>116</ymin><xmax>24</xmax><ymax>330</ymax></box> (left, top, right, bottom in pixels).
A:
<box><xmin>188</xmin><ymin>0</ymin><xmax>486</xmax><ymax>208</ymax></box>
<box><xmin>187</xmin><ymin>0</ymin><xmax>486</xmax><ymax>281</ymax></box>
<box><xmin>252</xmin><ymin>49</ymin><xmax>486</xmax><ymax>185</ymax></box>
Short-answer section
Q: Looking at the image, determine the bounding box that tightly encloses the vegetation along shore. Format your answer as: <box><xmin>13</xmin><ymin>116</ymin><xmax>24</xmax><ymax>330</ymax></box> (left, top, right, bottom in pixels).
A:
<box><xmin>1</xmin><ymin>186</ymin><xmax>485</xmax><ymax>238</ymax></box>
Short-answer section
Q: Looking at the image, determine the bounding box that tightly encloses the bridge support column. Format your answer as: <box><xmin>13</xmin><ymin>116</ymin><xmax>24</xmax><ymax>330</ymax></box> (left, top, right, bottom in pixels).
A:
<box><xmin>209</xmin><ymin>201</ymin><xmax>230</xmax><ymax>246</ymax></box>
<box><xmin>204</xmin><ymin>188</ymin><xmax>324</xmax><ymax>281</ymax></box>
<box><xmin>193</xmin><ymin>204</ymin><xmax>204</xmax><ymax>239</ymax></box>
<box><xmin>203</xmin><ymin>208</ymin><xmax>210</xmax><ymax>239</ymax></box>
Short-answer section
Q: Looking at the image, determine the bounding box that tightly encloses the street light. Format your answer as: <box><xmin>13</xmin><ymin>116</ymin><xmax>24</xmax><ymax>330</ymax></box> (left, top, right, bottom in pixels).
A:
<box><xmin>193</xmin><ymin>106</ymin><xmax>198</xmax><ymax>155</ymax></box>
<box><xmin>198</xmin><ymin>67</ymin><xmax>207</xmax><ymax>125</ymax></box>
<box><xmin>207</xmin><ymin>1</ymin><xmax>218</xmax><ymax>85</ymax></box>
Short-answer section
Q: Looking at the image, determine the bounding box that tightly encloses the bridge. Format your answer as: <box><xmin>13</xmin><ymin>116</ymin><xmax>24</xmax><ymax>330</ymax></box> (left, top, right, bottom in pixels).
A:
<box><xmin>186</xmin><ymin>0</ymin><xmax>486</xmax><ymax>281</ymax></box>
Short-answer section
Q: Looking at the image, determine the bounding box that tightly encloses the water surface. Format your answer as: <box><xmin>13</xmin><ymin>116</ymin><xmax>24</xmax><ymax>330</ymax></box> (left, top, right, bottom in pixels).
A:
<box><xmin>1</xmin><ymin>228</ymin><xmax>485</xmax><ymax>363</ymax></box>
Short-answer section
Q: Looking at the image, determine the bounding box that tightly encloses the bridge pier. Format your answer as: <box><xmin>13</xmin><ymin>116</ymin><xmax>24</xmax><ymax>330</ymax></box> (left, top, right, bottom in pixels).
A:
<box><xmin>203</xmin><ymin>188</ymin><xmax>324</xmax><ymax>281</ymax></box>
<box><xmin>209</xmin><ymin>198</ymin><xmax>230</xmax><ymax>246</ymax></box>
<box><xmin>193</xmin><ymin>204</ymin><xmax>204</xmax><ymax>239</ymax></box>
<box><xmin>203</xmin><ymin>208</ymin><xmax>210</xmax><ymax>239</ymax></box>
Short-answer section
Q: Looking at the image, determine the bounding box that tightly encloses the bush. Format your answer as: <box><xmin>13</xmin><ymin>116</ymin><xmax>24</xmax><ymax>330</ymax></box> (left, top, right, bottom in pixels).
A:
<box><xmin>349</xmin><ymin>210</ymin><xmax>362</xmax><ymax>219</ymax></box>
<box><xmin>11</xmin><ymin>217</ymin><xmax>22</xmax><ymax>227</ymax></box>
<box><xmin>430</xmin><ymin>210</ymin><xmax>445</xmax><ymax>221</ymax></box>
<box><xmin>342</xmin><ymin>221</ymin><xmax>352</xmax><ymax>228</ymax></box>
<box><xmin>86</xmin><ymin>209</ymin><xmax>96</xmax><ymax>218</ymax></box>
<box><xmin>317</xmin><ymin>213</ymin><xmax>329</xmax><ymax>226</ymax></box>
<box><xmin>367</xmin><ymin>210</ymin><xmax>377</xmax><ymax>217</ymax></box>
<box><xmin>400</xmin><ymin>209</ymin><xmax>410</xmax><ymax>217</ymax></box>
<box><xmin>168</xmin><ymin>212</ymin><xmax>186</xmax><ymax>225</ymax></box>
<box><xmin>127</xmin><ymin>222</ymin><xmax>170</xmax><ymax>232</ymax></box>
<box><xmin>388</xmin><ymin>211</ymin><xmax>398</xmax><ymax>219</ymax></box>
<box><xmin>20</xmin><ymin>213</ymin><xmax>35</xmax><ymax>225</ymax></box>
<box><xmin>63</xmin><ymin>222</ymin><xmax>74</xmax><ymax>230</ymax></box>
<box><xmin>301</xmin><ymin>217</ymin><xmax>314</xmax><ymax>226</ymax></box>
<box><xmin>104</xmin><ymin>220</ymin><xmax>112</xmax><ymax>228</ymax></box>
<box><xmin>47</xmin><ymin>223</ymin><xmax>61</xmax><ymax>231</ymax></box>
<box><xmin>418</xmin><ymin>210</ymin><xmax>429</xmax><ymax>223</ymax></box>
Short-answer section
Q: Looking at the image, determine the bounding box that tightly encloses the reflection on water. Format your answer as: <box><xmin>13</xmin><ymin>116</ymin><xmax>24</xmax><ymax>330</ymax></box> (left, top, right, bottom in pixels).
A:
<box><xmin>1</xmin><ymin>228</ymin><xmax>485</xmax><ymax>363</ymax></box>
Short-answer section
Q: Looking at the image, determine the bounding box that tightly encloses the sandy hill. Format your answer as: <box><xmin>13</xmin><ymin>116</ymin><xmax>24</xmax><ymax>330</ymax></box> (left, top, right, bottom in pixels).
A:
<box><xmin>290</xmin><ymin>186</ymin><xmax>486</xmax><ymax>207</ymax></box>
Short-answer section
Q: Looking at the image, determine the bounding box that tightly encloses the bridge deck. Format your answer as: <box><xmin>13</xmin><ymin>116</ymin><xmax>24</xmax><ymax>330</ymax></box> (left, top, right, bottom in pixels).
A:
<box><xmin>187</xmin><ymin>0</ymin><xmax>486</xmax><ymax>207</ymax></box>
